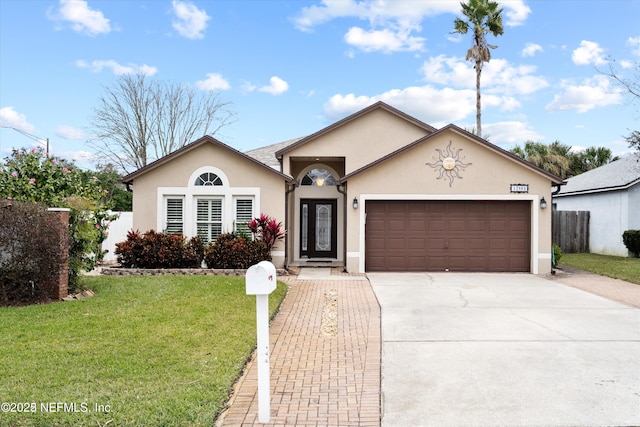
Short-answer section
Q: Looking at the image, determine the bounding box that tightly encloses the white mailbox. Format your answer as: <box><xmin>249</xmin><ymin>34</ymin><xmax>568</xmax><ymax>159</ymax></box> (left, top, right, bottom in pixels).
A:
<box><xmin>245</xmin><ymin>260</ymin><xmax>277</xmax><ymax>423</ymax></box>
<box><xmin>246</xmin><ymin>260</ymin><xmax>276</xmax><ymax>295</ymax></box>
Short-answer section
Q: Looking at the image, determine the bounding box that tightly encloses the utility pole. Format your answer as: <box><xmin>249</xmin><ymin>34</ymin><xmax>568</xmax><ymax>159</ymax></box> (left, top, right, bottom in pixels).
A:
<box><xmin>0</xmin><ymin>126</ymin><xmax>49</xmax><ymax>156</ymax></box>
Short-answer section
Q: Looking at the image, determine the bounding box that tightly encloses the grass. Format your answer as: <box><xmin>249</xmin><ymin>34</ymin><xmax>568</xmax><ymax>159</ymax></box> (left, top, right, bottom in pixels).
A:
<box><xmin>0</xmin><ymin>275</ymin><xmax>287</xmax><ymax>427</ymax></box>
<box><xmin>559</xmin><ymin>253</ymin><xmax>640</xmax><ymax>285</ymax></box>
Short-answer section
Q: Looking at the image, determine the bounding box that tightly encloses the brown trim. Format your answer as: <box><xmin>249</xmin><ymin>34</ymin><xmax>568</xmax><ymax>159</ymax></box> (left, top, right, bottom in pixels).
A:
<box><xmin>339</xmin><ymin>124</ymin><xmax>565</xmax><ymax>185</ymax></box>
<box><xmin>122</xmin><ymin>135</ymin><xmax>295</xmax><ymax>184</ymax></box>
<box><xmin>274</xmin><ymin>101</ymin><xmax>437</xmax><ymax>158</ymax></box>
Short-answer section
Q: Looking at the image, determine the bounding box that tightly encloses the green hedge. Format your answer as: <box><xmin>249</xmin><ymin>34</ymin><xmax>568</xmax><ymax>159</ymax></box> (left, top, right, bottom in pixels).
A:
<box><xmin>622</xmin><ymin>230</ymin><xmax>640</xmax><ymax>257</ymax></box>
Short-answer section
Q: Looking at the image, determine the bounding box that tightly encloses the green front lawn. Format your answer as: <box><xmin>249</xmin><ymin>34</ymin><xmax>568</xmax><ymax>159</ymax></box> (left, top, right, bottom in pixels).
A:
<box><xmin>0</xmin><ymin>275</ymin><xmax>287</xmax><ymax>427</ymax></box>
<box><xmin>559</xmin><ymin>253</ymin><xmax>640</xmax><ymax>285</ymax></box>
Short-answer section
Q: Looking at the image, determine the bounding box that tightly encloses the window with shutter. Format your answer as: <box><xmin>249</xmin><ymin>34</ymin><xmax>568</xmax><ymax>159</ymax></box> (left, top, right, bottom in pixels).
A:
<box><xmin>165</xmin><ymin>197</ymin><xmax>184</xmax><ymax>234</ymax></box>
<box><xmin>235</xmin><ymin>198</ymin><xmax>254</xmax><ymax>236</ymax></box>
<box><xmin>196</xmin><ymin>198</ymin><xmax>223</xmax><ymax>243</ymax></box>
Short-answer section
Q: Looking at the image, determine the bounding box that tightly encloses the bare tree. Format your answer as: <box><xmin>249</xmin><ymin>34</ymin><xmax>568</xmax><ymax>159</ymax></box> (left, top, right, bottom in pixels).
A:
<box><xmin>89</xmin><ymin>74</ymin><xmax>235</xmax><ymax>173</ymax></box>
<box><xmin>599</xmin><ymin>59</ymin><xmax>639</xmax><ymax>154</ymax></box>
<box><xmin>600</xmin><ymin>59</ymin><xmax>640</xmax><ymax>102</ymax></box>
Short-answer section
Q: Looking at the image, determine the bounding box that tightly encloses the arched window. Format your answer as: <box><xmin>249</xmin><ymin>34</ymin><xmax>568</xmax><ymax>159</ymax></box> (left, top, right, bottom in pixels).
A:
<box><xmin>195</xmin><ymin>172</ymin><xmax>223</xmax><ymax>186</ymax></box>
<box><xmin>301</xmin><ymin>168</ymin><xmax>337</xmax><ymax>187</ymax></box>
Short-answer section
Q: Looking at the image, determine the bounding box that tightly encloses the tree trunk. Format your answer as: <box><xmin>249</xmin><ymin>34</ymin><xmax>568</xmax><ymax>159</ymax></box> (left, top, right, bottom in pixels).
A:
<box><xmin>476</xmin><ymin>59</ymin><xmax>482</xmax><ymax>138</ymax></box>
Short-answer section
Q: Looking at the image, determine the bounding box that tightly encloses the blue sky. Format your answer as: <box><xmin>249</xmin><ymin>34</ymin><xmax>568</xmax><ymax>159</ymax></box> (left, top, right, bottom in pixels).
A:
<box><xmin>1</xmin><ymin>0</ymin><xmax>639</xmax><ymax>170</ymax></box>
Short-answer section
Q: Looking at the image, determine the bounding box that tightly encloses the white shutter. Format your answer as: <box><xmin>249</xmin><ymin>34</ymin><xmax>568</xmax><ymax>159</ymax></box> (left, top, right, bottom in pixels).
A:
<box><xmin>165</xmin><ymin>198</ymin><xmax>184</xmax><ymax>234</ymax></box>
<box><xmin>196</xmin><ymin>198</ymin><xmax>223</xmax><ymax>243</ymax></box>
<box><xmin>235</xmin><ymin>198</ymin><xmax>254</xmax><ymax>236</ymax></box>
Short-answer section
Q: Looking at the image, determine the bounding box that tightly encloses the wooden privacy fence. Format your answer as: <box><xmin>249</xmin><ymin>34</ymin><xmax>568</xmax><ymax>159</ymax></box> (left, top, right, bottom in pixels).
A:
<box><xmin>553</xmin><ymin>210</ymin><xmax>590</xmax><ymax>253</ymax></box>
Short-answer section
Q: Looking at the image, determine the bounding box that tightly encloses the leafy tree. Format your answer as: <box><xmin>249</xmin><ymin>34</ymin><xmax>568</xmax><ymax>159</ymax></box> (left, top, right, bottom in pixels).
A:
<box><xmin>88</xmin><ymin>163</ymin><xmax>132</xmax><ymax>211</ymax></box>
<box><xmin>453</xmin><ymin>0</ymin><xmax>504</xmax><ymax>138</ymax></box>
<box><xmin>570</xmin><ymin>146</ymin><xmax>617</xmax><ymax>176</ymax></box>
<box><xmin>0</xmin><ymin>147</ymin><xmax>117</xmax><ymax>290</ymax></box>
<box><xmin>89</xmin><ymin>73</ymin><xmax>236</xmax><ymax>173</ymax></box>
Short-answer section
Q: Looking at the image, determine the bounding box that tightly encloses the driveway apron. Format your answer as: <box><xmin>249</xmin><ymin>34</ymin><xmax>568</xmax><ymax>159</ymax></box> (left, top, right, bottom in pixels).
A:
<box><xmin>368</xmin><ymin>273</ymin><xmax>640</xmax><ymax>427</ymax></box>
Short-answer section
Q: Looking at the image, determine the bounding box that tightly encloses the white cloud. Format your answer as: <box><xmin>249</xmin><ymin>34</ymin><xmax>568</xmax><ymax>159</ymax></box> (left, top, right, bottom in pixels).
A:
<box><xmin>0</xmin><ymin>107</ymin><xmax>36</xmax><ymax>132</ymax></box>
<box><xmin>421</xmin><ymin>55</ymin><xmax>548</xmax><ymax>96</ymax></box>
<box><xmin>293</xmin><ymin>1</ymin><xmax>529</xmax><ymax>52</ymax></box>
<box><xmin>500</xmin><ymin>0</ymin><xmax>531</xmax><ymax>26</ymax></box>
<box><xmin>47</xmin><ymin>0</ymin><xmax>111</xmax><ymax>36</ymax></box>
<box><xmin>572</xmin><ymin>40</ymin><xmax>607</xmax><ymax>66</ymax></box>
<box><xmin>344</xmin><ymin>26</ymin><xmax>425</xmax><ymax>53</ymax></box>
<box><xmin>258</xmin><ymin>76</ymin><xmax>289</xmax><ymax>95</ymax></box>
<box><xmin>620</xmin><ymin>60</ymin><xmax>634</xmax><ymax>69</ymax></box>
<box><xmin>324</xmin><ymin>85</ymin><xmax>478</xmax><ymax>124</ymax></box>
<box><xmin>76</xmin><ymin>59</ymin><xmax>158</xmax><ymax>76</ymax></box>
<box><xmin>293</xmin><ymin>0</ymin><xmax>459</xmax><ymax>53</ymax></box>
<box><xmin>546</xmin><ymin>75</ymin><xmax>623</xmax><ymax>113</ymax></box>
<box><xmin>323</xmin><ymin>88</ymin><xmax>538</xmax><ymax>146</ymax></box>
<box><xmin>483</xmin><ymin>121</ymin><xmax>543</xmax><ymax>146</ymax></box>
<box><xmin>195</xmin><ymin>73</ymin><xmax>231</xmax><ymax>91</ymax></box>
<box><xmin>171</xmin><ymin>0</ymin><xmax>210</xmax><ymax>40</ymax></box>
<box><xmin>56</xmin><ymin>125</ymin><xmax>85</xmax><ymax>140</ymax></box>
<box><xmin>521</xmin><ymin>42</ymin><xmax>543</xmax><ymax>57</ymax></box>
<box><xmin>628</xmin><ymin>36</ymin><xmax>640</xmax><ymax>57</ymax></box>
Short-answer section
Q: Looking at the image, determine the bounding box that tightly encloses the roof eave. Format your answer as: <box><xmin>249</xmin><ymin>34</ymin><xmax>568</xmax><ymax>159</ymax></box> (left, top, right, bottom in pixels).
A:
<box><xmin>554</xmin><ymin>177</ymin><xmax>640</xmax><ymax>197</ymax></box>
<box><xmin>340</xmin><ymin>124</ymin><xmax>565</xmax><ymax>185</ymax></box>
<box><xmin>122</xmin><ymin>135</ymin><xmax>294</xmax><ymax>184</ymax></box>
<box><xmin>275</xmin><ymin>101</ymin><xmax>437</xmax><ymax>158</ymax></box>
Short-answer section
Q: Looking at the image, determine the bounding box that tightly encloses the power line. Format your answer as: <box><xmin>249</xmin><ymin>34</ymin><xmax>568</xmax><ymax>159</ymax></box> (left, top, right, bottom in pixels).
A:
<box><xmin>0</xmin><ymin>126</ymin><xmax>49</xmax><ymax>156</ymax></box>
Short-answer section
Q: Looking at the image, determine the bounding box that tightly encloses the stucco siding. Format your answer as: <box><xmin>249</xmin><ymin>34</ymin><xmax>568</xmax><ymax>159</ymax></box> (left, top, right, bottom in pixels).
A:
<box><xmin>343</xmin><ymin>129</ymin><xmax>554</xmax><ymax>274</ymax></box>
<box><xmin>281</xmin><ymin>108</ymin><xmax>430</xmax><ymax>176</ymax></box>
<box><xmin>130</xmin><ymin>141</ymin><xmax>287</xmax><ymax>267</ymax></box>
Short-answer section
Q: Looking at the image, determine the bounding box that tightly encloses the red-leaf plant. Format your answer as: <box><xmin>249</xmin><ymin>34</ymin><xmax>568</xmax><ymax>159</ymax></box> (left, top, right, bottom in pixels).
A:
<box><xmin>248</xmin><ymin>213</ymin><xmax>286</xmax><ymax>252</ymax></box>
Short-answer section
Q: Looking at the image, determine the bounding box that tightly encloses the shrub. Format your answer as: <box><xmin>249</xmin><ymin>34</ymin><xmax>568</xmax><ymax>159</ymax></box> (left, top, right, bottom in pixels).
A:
<box><xmin>204</xmin><ymin>233</ymin><xmax>272</xmax><ymax>269</ymax></box>
<box><xmin>115</xmin><ymin>230</ymin><xmax>202</xmax><ymax>268</ymax></box>
<box><xmin>622</xmin><ymin>230</ymin><xmax>640</xmax><ymax>257</ymax></box>
<box><xmin>0</xmin><ymin>201</ymin><xmax>67</xmax><ymax>305</ymax></box>
<box><xmin>0</xmin><ymin>148</ymin><xmax>117</xmax><ymax>292</ymax></box>
<box><xmin>248</xmin><ymin>213</ymin><xmax>285</xmax><ymax>251</ymax></box>
<box><xmin>552</xmin><ymin>243</ymin><xmax>562</xmax><ymax>266</ymax></box>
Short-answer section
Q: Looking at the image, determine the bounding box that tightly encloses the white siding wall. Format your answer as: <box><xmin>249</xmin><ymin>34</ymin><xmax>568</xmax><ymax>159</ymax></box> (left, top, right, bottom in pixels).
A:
<box><xmin>554</xmin><ymin>190</ymin><xmax>632</xmax><ymax>256</ymax></box>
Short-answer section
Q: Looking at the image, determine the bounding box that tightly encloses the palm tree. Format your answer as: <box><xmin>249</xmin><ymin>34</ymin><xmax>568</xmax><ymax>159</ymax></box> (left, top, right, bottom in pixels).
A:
<box><xmin>453</xmin><ymin>0</ymin><xmax>504</xmax><ymax>138</ymax></box>
<box><xmin>511</xmin><ymin>141</ymin><xmax>570</xmax><ymax>178</ymax></box>
<box><xmin>570</xmin><ymin>146</ymin><xmax>617</xmax><ymax>176</ymax></box>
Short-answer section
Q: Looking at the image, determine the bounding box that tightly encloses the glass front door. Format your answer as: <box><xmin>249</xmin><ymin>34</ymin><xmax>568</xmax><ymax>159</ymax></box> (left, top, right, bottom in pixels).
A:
<box><xmin>300</xmin><ymin>199</ymin><xmax>337</xmax><ymax>258</ymax></box>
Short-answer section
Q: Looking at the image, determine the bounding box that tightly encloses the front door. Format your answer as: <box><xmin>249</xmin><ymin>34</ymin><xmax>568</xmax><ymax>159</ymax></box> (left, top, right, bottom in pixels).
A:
<box><xmin>300</xmin><ymin>199</ymin><xmax>337</xmax><ymax>258</ymax></box>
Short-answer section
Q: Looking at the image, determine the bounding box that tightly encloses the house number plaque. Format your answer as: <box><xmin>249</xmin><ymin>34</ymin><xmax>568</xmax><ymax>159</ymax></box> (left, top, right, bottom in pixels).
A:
<box><xmin>510</xmin><ymin>184</ymin><xmax>529</xmax><ymax>193</ymax></box>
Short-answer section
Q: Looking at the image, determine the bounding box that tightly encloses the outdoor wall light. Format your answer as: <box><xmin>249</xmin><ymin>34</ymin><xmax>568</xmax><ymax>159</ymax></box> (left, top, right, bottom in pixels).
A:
<box><xmin>353</xmin><ymin>197</ymin><xmax>359</xmax><ymax>209</ymax></box>
<box><xmin>540</xmin><ymin>197</ymin><xmax>547</xmax><ymax>209</ymax></box>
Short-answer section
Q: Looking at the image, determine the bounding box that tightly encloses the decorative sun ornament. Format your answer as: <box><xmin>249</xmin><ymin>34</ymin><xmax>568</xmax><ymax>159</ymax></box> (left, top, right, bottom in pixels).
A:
<box><xmin>425</xmin><ymin>140</ymin><xmax>472</xmax><ymax>187</ymax></box>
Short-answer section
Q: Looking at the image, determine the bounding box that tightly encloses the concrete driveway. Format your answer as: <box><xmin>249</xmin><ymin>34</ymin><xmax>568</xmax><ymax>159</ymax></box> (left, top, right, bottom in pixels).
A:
<box><xmin>367</xmin><ymin>273</ymin><xmax>640</xmax><ymax>426</ymax></box>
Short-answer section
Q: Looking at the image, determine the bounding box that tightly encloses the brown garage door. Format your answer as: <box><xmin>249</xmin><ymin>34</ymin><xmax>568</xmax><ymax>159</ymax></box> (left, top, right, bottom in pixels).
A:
<box><xmin>365</xmin><ymin>200</ymin><xmax>530</xmax><ymax>272</ymax></box>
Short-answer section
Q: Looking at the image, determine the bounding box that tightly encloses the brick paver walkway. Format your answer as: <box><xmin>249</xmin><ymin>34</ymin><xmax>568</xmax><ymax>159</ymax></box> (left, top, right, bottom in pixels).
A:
<box><xmin>547</xmin><ymin>266</ymin><xmax>640</xmax><ymax>308</ymax></box>
<box><xmin>216</xmin><ymin>271</ymin><xmax>381</xmax><ymax>426</ymax></box>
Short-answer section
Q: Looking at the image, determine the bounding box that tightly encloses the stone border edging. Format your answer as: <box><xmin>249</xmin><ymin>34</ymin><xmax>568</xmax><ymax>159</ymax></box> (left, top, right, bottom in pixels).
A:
<box><xmin>101</xmin><ymin>267</ymin><xmax>290</xmax><ymax>276</ymax></box>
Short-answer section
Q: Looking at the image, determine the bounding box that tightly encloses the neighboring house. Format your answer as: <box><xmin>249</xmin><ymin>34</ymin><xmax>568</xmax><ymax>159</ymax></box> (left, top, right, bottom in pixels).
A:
<box><xmin>553</xmin><ymin>153</ymin><xmax>640</xmax><ymax>257</ymax></box>
<box><xmin>123</xmin><ymin>102</ymin><xmax>563</xmax><ymax>274</ymax></box>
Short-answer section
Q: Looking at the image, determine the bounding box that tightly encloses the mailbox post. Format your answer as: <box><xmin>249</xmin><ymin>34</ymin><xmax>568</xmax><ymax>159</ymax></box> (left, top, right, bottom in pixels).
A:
<box><xmin>245</xmin><ymin>261</ymin><xmax>277</xmax><ymax>423</ymax></box>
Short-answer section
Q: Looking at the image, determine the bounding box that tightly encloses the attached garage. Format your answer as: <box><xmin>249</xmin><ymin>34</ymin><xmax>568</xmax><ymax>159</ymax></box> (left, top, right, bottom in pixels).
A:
<box><xmin>365</xmin><ymin>200</ymin><xmax>531</xmax><ymax>272</ymax></box>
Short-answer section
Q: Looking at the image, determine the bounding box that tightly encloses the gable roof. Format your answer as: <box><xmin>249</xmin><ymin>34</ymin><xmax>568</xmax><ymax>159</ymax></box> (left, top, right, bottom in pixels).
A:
<box><xmin>339</xmin><ymin>124</ymin><xmax>565</xmax><ymax>185</ymax></box>
<box><xmin>122</xmin><ymin>135</ymin><xmax>295</xmax><ymax>184</ymax></box>
<box><xmin>555</xmin><ymin>153</ymin><xmax>640</xmax><ymax>196</ymax></box>
<box><xmin>274</xmin><ymin>101</ymin><xmax>438</xmax><ymax>158</ymax></box>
